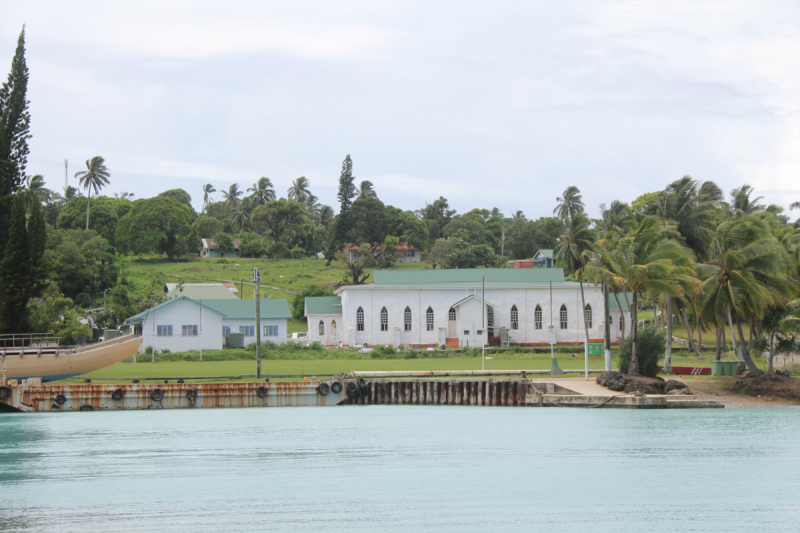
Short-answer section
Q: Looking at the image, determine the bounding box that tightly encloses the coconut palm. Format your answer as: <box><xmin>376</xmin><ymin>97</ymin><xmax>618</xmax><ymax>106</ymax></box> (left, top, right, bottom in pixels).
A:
<box><xmin>287</xmin><ymin>176</ymin><xmax>311</xmax><ymax>202</ymax></box>
<box><xmin>588</xmin><ymin>216</ymin><xmax>697</xmax><ymax>375</ymax></box>
<box><xmin>553</xmin><ymin>185</ymin><xmax>584</xmax><ymax>223</ymax></box>
<box><xmin>64</xmin><ymin>185</ymin><xmax>79</xmax><ymax>201</ymax></box>
<box><xmin>231</xmin><ymin>204</ymin><xmax>251</xmax><ymax>233</ymax></box>
<box><xmin>318</xmin><ymin>205</ymin><xmax>334</xmax><ymax>228</ymax></box>
<box><xmin>23</xmin><ymin>174</ymin><xmax>47</xmax><ymax>213</ymax></box>
<box><xmin>694</xmin><ymin>218</ymin><xmax>796</xmax><ymax>377</ymax></box>
<box><xmin>114</xmin><ymin>192</ymin><xmax>135</xmax><ymax>200</ymax></box>
<box><xmin>728</xmin><ymin>184</ymin><xmax>764</xmax><ymax>218</ymax></box>
<box><xmin>304</xmin><ymin>194</ymin><xmax>321</xmax><ymax>220</ymax></box>
<box><xmin>598</xmin><ymin>200</ymin><xmax>634</xmax><ymax>238</ymax></box>
<box><xmin>247</xmin><ymin>177</ymin><xmax>275</xmax><ymax>206</ymax></box>
<box><xmin>490</xmin><ymin>207</ymin><xmax>502</xmax><ymax>218</ymax></box>
<box><xmin>356</xmin><ymin>180</ymin><xmax>377</xmax><ymax>200</ymax></box>
<box><xmin>202</xmin><ymin>184</ymin><xmax>216</xmax><ymax>211</ymax></box>
<box><xmin>554</xmin><ymin>212</ymin><xmax>595</xmax><ymax>350</ymax></box>
<box><xmin>221</xmin><ymin>183</ymin><xmax>242</xmax><ymax>207</ymax></box>
<box><xmin>74</xmin><ymin>156</ymin><xmax>111</xmax><ymax>230</ymax></box>
<box><xmin>511</xmin><ymin>210</ymin><xmax>526</xmax><ymax>221</ymax></box>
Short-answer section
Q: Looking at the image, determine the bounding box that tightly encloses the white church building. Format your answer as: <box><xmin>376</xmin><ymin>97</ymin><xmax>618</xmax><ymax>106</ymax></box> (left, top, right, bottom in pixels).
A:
<box><xmin>305</xmin><ymin>269</ymin><xmax>629</xmax><ymax>348</ymax></box>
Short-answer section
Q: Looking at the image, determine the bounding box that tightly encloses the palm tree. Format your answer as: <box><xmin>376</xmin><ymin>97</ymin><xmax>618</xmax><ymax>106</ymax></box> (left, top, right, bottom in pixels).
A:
<box><xmin>318</xmin><ymin>205</ymin><xmax>334</xmax><ymax>228</ymax></box>
<box><xmin>202</xmin><ymin>184</ymin><xmax>216</xmax><ymax>211</ymax></box>
<box><xmin>588</xmin><ymin>216</ymin><xmax>697</xmax><ymax>375</ymax></box>
<box><xmin>695</xmin><ymin>218</ymin><xmax>796</xmax><ymax>377</ymax></box>
<box><xmin>490</xmin><ymin>207</ymin><xmax>502</xmax><ymax>218</ymax></box>
<box><xmin>356</xmin><ymin>180</ymin><xmax>377</xmax><ymax>200</ymax></box>
<box><xmin>221</xmin><ymin>183</ymin><xmax>242</xmax><ymax>207</ymax></box>
<box><xmin>287</xmin><ymin>176</ymin><xmax>311</xmax><ymax>202</ymax></box>
<box><xmin>728</xmin><ymin>184</ymin><xmax>764</xmax><ymax>218</ymax></box>
<box><xmin>23</xmin><ymin>174</ymin><xmax>46</xmax><ymax>213</ymax></box>
<box><xmin>247</xmin><ymin>177</ymin><xmax>275</xmax><ymax>206</ymax></box>
<box><xmin>554</xmin><ymin>212</ymin><xmax>595</xmax><ymax>354</ymax></box>
<box><xmin>64</xmin><ymin>185</ymin><xmax>79</xmax><ymax>201</ymax></box>
<box><xmin>304</xmin><ymin>194</ymin><xmax>321</xmax><ymax>220</ymax></box>
<box><xmin>231</xmin><ymin>204</ymin><xmax>251</xmax><ymax>233</ymax></box>
<box><xmin>114</xmin><ymin>192</ymin><xmax>135</xmax><ymax>200</ymax></box>
<box><xmin>511</xmin><ymin>210</ymin><xmax>526</xmax><ymax>221</ymax></box>
<box><xmin>598</xmin><ymin>200</ymin><xmax>634</xmax><ymax>238</ymax></box>
<box><xmin>74</xmin><ymin>156</ymin><xmax>111</xmax><ymax>230</ymax></box>
<box><xmin>553</xmin><ymin>185</ymin><xmax>584</xmax><ymax>223</ymax></box>
<box><xmin>657</xmin><ymin>176</ymin><xmax>720</xmax><ymax>369</ymax></box>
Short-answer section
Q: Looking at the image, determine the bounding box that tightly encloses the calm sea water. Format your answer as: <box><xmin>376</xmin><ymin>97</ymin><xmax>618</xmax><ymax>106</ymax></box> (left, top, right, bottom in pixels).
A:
<box><xmin>1</xmin><ymin>406</ymin><xmax>799</xmax><ymax>532</ymax></box>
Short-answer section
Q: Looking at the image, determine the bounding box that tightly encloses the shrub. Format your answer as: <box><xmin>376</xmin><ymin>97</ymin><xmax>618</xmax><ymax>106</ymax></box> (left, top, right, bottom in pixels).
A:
<box><xmin>291</xmin><ymin>247</ymin><xmax>306</xmax><ymax>259</ymax></box>
<box><xmin>74</xmin><ymin>292</ymin><xmax>92</xmax><ymax>308</ymax></box>
<box><xmin>370</xmin><ymin>345</ymin><xmax>400</xmax><ymax>359</ymax></box>
<box><xmin>617</xmin><ymin>326</ymin><xmax>664</xmax><ymax>377</ymax></box>
<box><xmin>291</xmin><ymin>284</ymin><xmax>335</xmax><ymax>320</ymax></box>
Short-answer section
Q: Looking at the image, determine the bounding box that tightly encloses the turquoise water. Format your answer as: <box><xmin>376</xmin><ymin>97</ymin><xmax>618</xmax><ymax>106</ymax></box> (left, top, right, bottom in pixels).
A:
<box><xmin>1</xmin><ymin>406</ymin><xmax>799</xmax><ymax>532</ymax></box>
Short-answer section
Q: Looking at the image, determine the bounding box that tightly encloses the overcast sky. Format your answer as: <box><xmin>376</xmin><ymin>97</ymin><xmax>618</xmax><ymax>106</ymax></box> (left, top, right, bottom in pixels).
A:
<box><xmin>2</xmin><ymin>1</ymin><xmax>799</xmax><ymax>217</ymax></box>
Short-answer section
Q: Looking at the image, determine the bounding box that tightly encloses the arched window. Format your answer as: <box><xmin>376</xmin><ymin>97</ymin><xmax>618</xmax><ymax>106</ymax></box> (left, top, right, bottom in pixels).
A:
<box><xmin>331</xmin><ymin>320</ymin><xmax>337</xmax><ymax>336</ymax></box>
<box><xmin>534</xmin><ymin>305</ymin><xmax>542</xmax><ymax>330</ymax></box>
<box><xmin>511</xmin><ymin>305</ymin><xmax>519</xmax><ymax>330</ymax></box>
<box><xmin>318</xmin><ymin>320</ymin><xmax>324</xmax><ymax>336</ymax></box>
<box><xmin>609</xmin><ymin>316</ymin><xmax>613</xmax><ymax>325</ymax></box>
<box><xmin>356</xmin><ymin>306</ymin><xmax>365</xmax><ymax>331</ymax></box>
<box><xmin>426</xmin><ymin>307</ymin><xmax>434</xmax><ymax>331</ymax></box>
<box><xmin>584</xmin><ymin>304</ymin><xmax>592</xmax><ymax>329</ymax></box>
<box><xmin>449</xmin><ymin>308</ymin><xmax>456</xmax><ymax>321</ymax></box>
<box><xmin>560</xmin><ymin>305</ymin><xmax>568</xmax><ymax>329</ymax></box>
<box><xmin>380</xmin><ymin>307</ymin><xmax>388</xmax><ymax>331</ymax></box>
<box><xmin>404</xmin><ymin>306</ymin><xmax>412</xmax><ymax>331</ymax></box>
<box><xmin>620</xmin><ymin>316</ymin><xmax>624</xmax><ymax>332</ymax></box>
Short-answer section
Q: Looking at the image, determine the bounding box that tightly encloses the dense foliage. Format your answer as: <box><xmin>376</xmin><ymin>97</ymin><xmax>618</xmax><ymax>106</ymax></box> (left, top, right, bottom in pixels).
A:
<box><xmin>617</xmin><ymin>327</ymin><xmax>665</xmax><ymax>378</ymax></box>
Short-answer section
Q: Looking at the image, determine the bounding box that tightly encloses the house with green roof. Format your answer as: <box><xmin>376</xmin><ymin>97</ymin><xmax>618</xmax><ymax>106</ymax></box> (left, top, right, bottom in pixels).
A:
<box><xmin>305</xmin><ymin>268</ymin><xmax>628</xmax><ymax>348</ymax></box>
<box><xmin>121</xmin><ymin>297</ymin><xmax>292</xmax><ymax>353</ymax></box>
<box><xmin>533</xmin><ymin>249</ymin><xmax>555</xmax><ymax>268</ymax></box>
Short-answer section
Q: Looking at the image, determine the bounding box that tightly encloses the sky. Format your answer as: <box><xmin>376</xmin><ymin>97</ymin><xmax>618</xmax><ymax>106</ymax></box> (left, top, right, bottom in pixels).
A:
<box><xmin>2</xmin><ymin>0</ymin><xmax>800</xmax><ymax>218</ymax></box>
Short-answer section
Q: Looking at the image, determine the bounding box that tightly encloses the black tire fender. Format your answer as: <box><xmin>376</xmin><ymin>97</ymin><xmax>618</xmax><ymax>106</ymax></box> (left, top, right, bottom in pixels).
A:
<box><xmin>186</xmin><ymin>389</ymin><xmax>198</xmax><ymax>400</ymax></box>
<box><xmin>256</xmin><ymin>386</ymin><xmax>268</xmax><ymax>398</ymax></box>
<box><xmin>150</xmin><ymin>388</ymin><xmax>164</xmax><ymax>402</ymax></box>
<box><xmin>317</xmin><ymin>383</ymin><xmax>330</xmax><ymax>396</ymax></box>
<box><xmin>330</xmin><ymin>381</ymin><xmax>343</xmax><ymax>394</ymax></box>
<box><xmin>345</xmin><ymin>381</ymin><xmax>359</xmax><ymax>399</ymax></box>
<box><xmin>79</xmin><ymin>404</ymin><xmax>94</xmax><ymax>411</ymax></box>
<box><xmin>111</xmin><ymin>388</ymin><xmax>124</xmax><ymax>401</ymax></box>
<box><xmin>0</xmin><ymin>385</ymin><xmax>11</xmax><ymax>401</ymax></box>
<box><xmin>55</xmin><ymin>394</ymin><xmax>67</xmax><ymax>405</ymax></box>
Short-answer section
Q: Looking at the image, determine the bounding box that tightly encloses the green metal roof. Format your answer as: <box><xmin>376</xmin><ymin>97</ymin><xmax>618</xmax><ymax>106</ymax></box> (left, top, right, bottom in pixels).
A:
<box><xmin>371</xmin><ymin>268</ymin><xmax>565</xmax><ymax>286</ymax></box>
<box><xmin>610</xmin><ymin>292</ymin><xmax>634</xmax><ymax>311</ymax></box>
<box><xmin>202</xmin><ymin>299</ymin><xmax>293</xmax><ymax>319</ymax></box>
<box><xmin>124</xmin><ymin>297</ymin><xmax>292</xmax><ymax>324</ymax></box>
<box><xmin>536</xmin><ymin>249</ymin><xmax>554</xmax><ymax>258</ymax></box>
<box><xmin>305</xmin><ymin>296</ymin><xmax>342</xmax><ymax>316</ymax></box>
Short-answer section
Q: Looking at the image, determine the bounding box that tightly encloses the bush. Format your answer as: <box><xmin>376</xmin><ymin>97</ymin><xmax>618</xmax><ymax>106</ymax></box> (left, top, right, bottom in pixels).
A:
<box><xmin>291</xmin><ymin>284</ymin><xmax>335</xmax><ymax>320</ymax></box>
<box><xmin>617</xmin><ymin>326</ymin><xmax>664</xmax><ymax>377</ymax></box>
<box><xmin>74</xmin><ymin>292</ymin><xmax>92</xmax><ymax>308</ymax></box>
<box><xmin>291</xmin><ymin>247</ymin><xmax>306</xmax><ymax>259</ymax></box>
<box><xmin>370</xmin><ymin>345</ymin><xmax>400</xmax><ymax>359</ymax></box>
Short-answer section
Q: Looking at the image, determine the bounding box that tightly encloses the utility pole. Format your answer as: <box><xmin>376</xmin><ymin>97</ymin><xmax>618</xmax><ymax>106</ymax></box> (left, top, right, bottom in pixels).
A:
<box><xmin>253</xmin><ymin>267</ymin><xmax>262</xmax><ymax>378</ymax></box>
<box><xmin>481</xmin><ymin>276</ymin><xmax>485</xmax><ymax>371</ymax></box>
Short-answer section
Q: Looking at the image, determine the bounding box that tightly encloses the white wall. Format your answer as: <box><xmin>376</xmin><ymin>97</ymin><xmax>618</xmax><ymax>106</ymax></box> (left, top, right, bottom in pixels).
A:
<box><xmin>140</xmin><ymin>299</ymin><xmax>225</xmax><ymax>353</ymax></box>
<box><xmin>333</xmin><ymin>284</ymin><xmax>615</xmax><ymax>347</ymax></box>
<box><xmin>223</xmin><ymin>318</ymin><xmax>288</xmax><ymax>345</ymax></box>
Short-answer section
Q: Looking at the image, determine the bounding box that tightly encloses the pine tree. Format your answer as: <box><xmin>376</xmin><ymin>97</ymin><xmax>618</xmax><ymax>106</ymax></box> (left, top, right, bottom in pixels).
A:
<box><xmin>325</xmin><ymin>155</ymin><xmax>357</xmax><ymax>265</ymax></box>
<box><xmin>26</xmin><ymin>191</ymin><xmax>47</xmax><ymax>299</ymax></box>
<box><xmin>0</xmin><ymin>26</ymin><xmax>31</xmax><ymax>254</ymax></box>
<box><xmin>0</xmin><ymin>193</ymin><xmax>31</xmax><ymax>333</ymax></box>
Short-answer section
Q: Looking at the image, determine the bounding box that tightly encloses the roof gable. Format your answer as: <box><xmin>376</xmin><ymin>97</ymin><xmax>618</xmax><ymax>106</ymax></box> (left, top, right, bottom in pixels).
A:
<box><xmin>204</xmin><ymin>299</ymin><xmax>293</xmax><ymax>319</ymax></box>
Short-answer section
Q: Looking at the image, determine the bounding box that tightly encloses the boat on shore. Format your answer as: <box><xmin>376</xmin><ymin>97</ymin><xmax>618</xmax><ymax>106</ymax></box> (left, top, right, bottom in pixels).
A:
<box><xmin>1</xmin><ymin>333</ymin><xmax>142</xmax><ymax>383</ymax></box>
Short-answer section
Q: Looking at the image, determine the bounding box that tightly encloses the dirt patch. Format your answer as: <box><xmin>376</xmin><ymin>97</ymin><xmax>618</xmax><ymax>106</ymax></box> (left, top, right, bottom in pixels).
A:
<box><xmin>680</xmin><ymin>376</ymin><xmax>800</xmax><ymax>408</ymax></box>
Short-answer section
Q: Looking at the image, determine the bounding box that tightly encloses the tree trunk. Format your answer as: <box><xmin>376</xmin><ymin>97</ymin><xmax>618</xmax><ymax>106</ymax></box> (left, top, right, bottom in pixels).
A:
<box><xmin>664</xmin><ymin>296</ymin><xmax>673</xmax><ymax>373</ymax></box>
<box><xmin>697</xmin><ymin>322</ymin><xmax>703</xmax><ymax>355</ymax></box>
<box><xmin>603</xmin><ymin>280</ymin><xmax>611</xmax><ymax>371</ymax></box>
<box><xmin>735</xmin><ymin>313</ymin><xmax>762</xmax><ymax>376</ymax></box>
<box><xmin>612</xmin><ymin>290</ymin><xmax>625</xmax><ymax>342</ymax></box>
<box><xmin>767</xmin><ymin>350</ymin><xmax>775</xmax><ymax>374</ymax></box>
<box><xmin>623</xmin><ymin>292</ymin><xmax>632</xmax><ymax>340</ymax></box>
<box><xmin>628</xmin><ymin>292</ymin><xmax>639</xmax><ymax>375</ymax></box>
<box><xmin>715</xmin><ymin>328</ymin><xmax>722</xmax><ymax>361</ymax></box>
<box><xmin>680</xmin><ymin>309</ymin><xmax>702</xmax><ymax>359</ymax></box>
<box><xmin>85</xmin><ymin>188</ymin><xmax>91</xmax><ymax>230</ymax></box>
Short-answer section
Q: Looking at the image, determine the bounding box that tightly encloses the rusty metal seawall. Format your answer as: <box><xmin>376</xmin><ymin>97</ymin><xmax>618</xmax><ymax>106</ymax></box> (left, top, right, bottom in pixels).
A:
<box><xmin>341</xmin><ymin>379</ymin><xmax>530</xmax><ymax>406</ymax></box>
<box><xmin>0</xmin><ymin>380</ymin><xmax>347</xmax><ymax>413</ymax></box>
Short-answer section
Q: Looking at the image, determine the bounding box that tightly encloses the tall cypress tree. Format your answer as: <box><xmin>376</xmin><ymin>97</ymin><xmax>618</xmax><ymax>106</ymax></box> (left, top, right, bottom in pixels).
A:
<box><xmin>0</xmin><ymin>193</ymin><xmax>31</xmax><ymax>333</ymax></box>
<box><xmin>0</xmin><ymin>26</ymin><xmax>31</xmax><ymax>254</ymax></box>
<box><xmin>325</xmin><ymin>155</ymin><xmax>357</xmax><ymax>265</ymax></box>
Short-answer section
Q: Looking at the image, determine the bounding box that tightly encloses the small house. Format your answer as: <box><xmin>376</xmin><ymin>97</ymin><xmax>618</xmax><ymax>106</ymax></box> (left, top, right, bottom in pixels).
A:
<box><xmin>201</xmin><ymin>238</ymin><xmax>243</xmax><ymax>258</ymax></box>
<box><xmin>533</xmin><ymin>249</ymin><xmax>555</xmax><ymax>268</ymax></box>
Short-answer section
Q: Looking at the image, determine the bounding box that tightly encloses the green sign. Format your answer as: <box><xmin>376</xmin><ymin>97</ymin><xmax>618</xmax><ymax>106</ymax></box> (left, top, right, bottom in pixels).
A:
<box><xmin>588</xmin><ymin>340</ymin><xmax>604</xmax><ymax>356</ymax></box>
